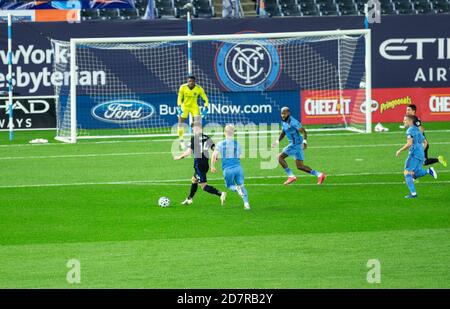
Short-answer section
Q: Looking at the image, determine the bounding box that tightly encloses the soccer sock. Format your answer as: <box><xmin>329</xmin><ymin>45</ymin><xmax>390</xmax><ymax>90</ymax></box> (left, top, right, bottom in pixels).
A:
<box><xmin>203</xmin><ymin>185</ymin><xmax>221</xmax><ymax>196</ymax></box>
<box><xmin>178</xmin><ymin>127</ymin><xmax>184</xmax><ymax>140</ymax></box>
<box><xmin>239</xmin><ymin>185</ymin><xmax>249</xmax><ymax>204</ymax></box>
<box><xmin>424</xmin><ymin>158</ymin><xmax>439</xmax><ymax>165</ymax></box>
<box><xmin>405</xmin><ymin>174</ymin><xmax>417</xmax><ymax>195</ymax></box>
<box><xmin>310</xmin><ymin>170</ymin><xmax>320</xmax><ymax>177</ymax></box>
<box><xmin>188</xmin><ymin>183</ymin><xmax>198</xmax><ymax>199</ymax></box>
<box><xmin>284</xmin><ymin>168</ymin><xmax>294</xmax><ymax>177</ymax></box>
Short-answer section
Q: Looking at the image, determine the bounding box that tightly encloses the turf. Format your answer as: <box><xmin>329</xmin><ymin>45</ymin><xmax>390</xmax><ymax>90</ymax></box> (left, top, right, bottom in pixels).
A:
<box><xmin>0</xmin><ymin>122</ymin><xmax>449</xmax><ymax>288</ymax></box>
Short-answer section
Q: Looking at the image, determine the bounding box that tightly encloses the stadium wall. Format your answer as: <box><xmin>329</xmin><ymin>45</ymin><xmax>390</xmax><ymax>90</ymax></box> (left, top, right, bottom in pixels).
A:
<box><xmin>0</xmin><ymin>15</ymin><xmax>449</xmax><ymax>130</ymax></box>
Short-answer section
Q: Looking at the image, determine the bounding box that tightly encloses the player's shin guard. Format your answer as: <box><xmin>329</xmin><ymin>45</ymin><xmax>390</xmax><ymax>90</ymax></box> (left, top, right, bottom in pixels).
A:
<box><xmin>405</xmin><ymin>174</ymin><xmax>417</xmax><ymax>196</ymax></box>
<box><xmin>189</xmin><ymin>183</ymin><xmax>198</xmax><ymax>199</ymax></box>
<box><xmin>203</xmin><ymin>185</ymin><xmax>221</xmax><ymax>196</ymax></box>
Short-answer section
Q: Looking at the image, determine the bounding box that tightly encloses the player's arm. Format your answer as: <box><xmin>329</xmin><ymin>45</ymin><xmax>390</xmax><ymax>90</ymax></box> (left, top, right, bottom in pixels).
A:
<box><xmin>396</xmin><ymin>137</ymin><xmax>413</xmax><ymax>157</ymax></box>
<box><xmin>210</xmin><ymin>149</ymin><xmax>220</xmax><ymax>173</ymax></box>
<box><xmin>199</xmin><ymin>86</ymin><xmax>209</xmax><ymax>107</ymax></box>
<box><xmin>272</xmin><ymin>131</ymin><xmax>285</xmax><ymax>148</ymax></box>
<box><xmin>299</xmin><ymin>127</ymin><xmax>308</xmax><ymax>149</ymax></box>
<box><xmin>173</xmin><ymin>147</ymin><xmax>192</xmax><ymax>160</ymax></box>
<box><xmin>176</xmin><ymin>86</ymin><xmax>184</xmax><ymax>116</ymax></box>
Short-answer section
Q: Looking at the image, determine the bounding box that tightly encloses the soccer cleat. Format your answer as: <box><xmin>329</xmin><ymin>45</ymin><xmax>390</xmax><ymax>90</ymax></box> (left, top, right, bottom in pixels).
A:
<box><xmin>220</xmin><ymin>192</ymin><xmax>227</xmax><ymax>206</ymax></box>
<box><xmin>405</xmin><ymin>194</ymin><xmax>418</xmax><ymax>199</ymax></box>
<box><xmin>428</xmin><ymin>167</ymin><xmax>438</xmax><ymax>179</ymax></box>
<box><xmin>283</xmin><ymin>176</ymin><xmax>297</xmax><ymax>185</ymax></box>
<box><xmin>438</xmin><ymin>155</ymin><xmax>447</xmax><ymax>168</ymax></box>
<box><xmin>317</xmin><ymin>173</ymin><xmax>327</xmax><ymax>185</ymax></box>
<box><xmin>181</xmin><ymin>198</ymin><xmax>193</xmax><ymax>205</ymax></box>
<box><xmin>244</xmin><ymin>203</ymin><xmax>251</xmax><ymax>210</ymax></box>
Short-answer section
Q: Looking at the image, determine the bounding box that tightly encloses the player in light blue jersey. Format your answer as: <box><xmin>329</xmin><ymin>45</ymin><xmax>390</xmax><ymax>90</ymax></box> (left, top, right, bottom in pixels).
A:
<box><xmin>396</xmin><ymin>115</ymin><xmax>437</xmax><ymax>198</ymax></box>
<box><xmin>211</xmin><ymin>124</ymin><xmax>250</xmax><ymax>210</ymax></box>
<box><xmin>272</xmin><ymin>107</ymin><xmax>326</xmax><ymax>185</ymax></box>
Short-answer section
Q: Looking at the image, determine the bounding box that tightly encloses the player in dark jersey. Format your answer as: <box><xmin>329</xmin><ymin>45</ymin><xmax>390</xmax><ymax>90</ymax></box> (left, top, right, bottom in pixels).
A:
<box><xmin>174</xmin><ymin>123</ymin><xmax>227</xmax><ymax>206</ymax></box>
<box><xmin>406</xmin><ymin>104</ymin><xmax>447</xmax><ymax>167</ymax></box>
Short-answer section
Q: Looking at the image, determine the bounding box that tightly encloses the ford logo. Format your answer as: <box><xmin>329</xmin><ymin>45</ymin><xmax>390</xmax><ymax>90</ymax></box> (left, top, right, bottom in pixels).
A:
<box><xmin>91</xmin><ymin>100</ymin><xmax>155</xmax><ymax>123</ymax></box>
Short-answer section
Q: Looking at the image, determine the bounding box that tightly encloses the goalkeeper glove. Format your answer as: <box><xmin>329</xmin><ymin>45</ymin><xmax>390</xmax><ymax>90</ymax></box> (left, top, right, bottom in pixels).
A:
<box><xmin>176</xmin><ymin>106</ymin><xmax>183</xmax><ymax>117</ymax></box>
<box><xmin>201</xmin><ymin>106</ymin><xmax>209</xmax><ymax>118</ymax></box>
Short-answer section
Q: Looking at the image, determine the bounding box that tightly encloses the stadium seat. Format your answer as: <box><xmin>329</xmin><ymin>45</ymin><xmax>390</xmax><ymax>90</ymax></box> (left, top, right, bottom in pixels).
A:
<box><xmin>394</xmin><ymin>1</ymin><xmax>416</xmax><ymax>13</ymax></box>
<box><xmin>280</xmin><ymin>0</ymin><xmax>299</xmax><ymax>5</ymax></box>
<box><xmin>156</xmin><ymin>0</ymin><xmax>175</xmax><ymax>9</ymax></box>
<box><xmin>300</xmin><ymin>2</ymin><xmax>320</xmax><ymax>15</ymax></box>
<box><xmin>196</xmin><ymin>6</ymin><xmax>215</xmax><ymax>18</ymax></box>
<box><xmin>339</xmin><ymin>3</ymin><xmax>358</xmax><ymax>15</ymax></box>
<box><xmin>193</xmin><ymin>0</ymin><xmax>212</xmax><ymax>9</ymax></box>
<box><xmin>282</xmin><ymin>4</ymin><xmax>302</xmax><ymax>15</ymax></box>
<box><xmin>321</xmin><ymin>9</ymin><xmax>340</xmax><ymax>15</ymax></box>
<box><xmin>433</xmin><ymin>0</ymin><xmax>450</xmax><ymax>12</ymax></box>
<box><xmin>316</xmin><ymin>0</ymin><xmax>336</xmax><ymax>6</ymax></box>
<box><xmin>119</xmin><ymin>9</ymin><xmax>140</xmax><ymax>20</ymax></box>
<box><xmin>174</xmin><ymin>0</ymin><xmax>192</xmax><ymax>9</ymax></box>
<box><xmin>266</xmin><ymin>3</ymin><xmax>284</xmax><ymax>16</ymax></box>
<box><xmin>381</xmin><ymin>2</ymin><xmax>398</xmax><ymax>14</ymax></box>
<box><xmin>158</xmin><ymin>6</ymin><xmax>178</xmax><ymax>18</ymax></box>
<box><xmin>81</xmin><ymin>9</ymin><xmax>100</xmax><ymax>21</ymax></box>
<box><xmin>319</xmin><ymin>2</ymin><xmax>338</xmax><ymax>11</ymax></box>
<box><xmin>414</xmin><ymin>1</ymin><xmax>434</xmax><ymax>13</ymax></box>
<box><xmin>99</xmin><ymin>9</ymin><xmax>120</xmax><ymax>20</ymax></box>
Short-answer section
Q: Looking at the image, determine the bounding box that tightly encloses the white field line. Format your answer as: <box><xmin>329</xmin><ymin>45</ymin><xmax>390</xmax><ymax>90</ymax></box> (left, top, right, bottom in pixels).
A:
<box><xmin>1</xmin><ymin>142</ymin><xmax>450</xmax><ymax>161</ymax></box>
<box><xmin>1</xmin><ymin>129</ymin><xmax>450</xmax><ymax>148</ymax></box>
<box><xmin>0</xmin><ymin>170</ymin><xmax>449</xmax><ymax>189</ymax></box>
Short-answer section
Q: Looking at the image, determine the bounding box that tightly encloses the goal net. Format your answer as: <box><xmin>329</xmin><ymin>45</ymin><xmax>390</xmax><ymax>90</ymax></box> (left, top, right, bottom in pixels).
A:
<box><xmin>52</xmin><ymin>30</ymin><xmax>371</xmax><ymax>143</ymax></box>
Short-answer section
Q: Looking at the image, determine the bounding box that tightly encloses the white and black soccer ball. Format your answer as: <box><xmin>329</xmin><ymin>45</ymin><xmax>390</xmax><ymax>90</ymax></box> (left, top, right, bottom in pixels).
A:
<box><xmin>158</xmin><ymin>197</ymin><xmax>171</xmax><ymax>207</ymax></box>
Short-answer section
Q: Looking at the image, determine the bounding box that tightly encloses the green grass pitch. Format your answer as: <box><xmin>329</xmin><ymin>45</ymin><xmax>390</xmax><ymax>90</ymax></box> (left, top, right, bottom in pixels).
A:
<box><xmin>0</xmin><ymin>122</ymin><xmax>449</xmax><ymax>288</ymax></box>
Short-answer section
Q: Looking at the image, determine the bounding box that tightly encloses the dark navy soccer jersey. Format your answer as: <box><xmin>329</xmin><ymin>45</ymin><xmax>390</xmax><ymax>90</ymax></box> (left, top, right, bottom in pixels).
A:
<box><xmin>413</xmin><ymin>116</ymin><xmax>426</xmax><ymax>138</ymax></box>
<box><xmin>189</xmin><ymin>134</ymin><xmax>215</xmax><ymax>167</ymax></box>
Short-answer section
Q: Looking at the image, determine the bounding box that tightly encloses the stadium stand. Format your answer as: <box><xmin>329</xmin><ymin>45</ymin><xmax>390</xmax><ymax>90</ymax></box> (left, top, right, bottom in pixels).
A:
<box><xmin>1</xmin><ymin>0</ymin><xmax>450</xmax><ymax>20</ymax></box>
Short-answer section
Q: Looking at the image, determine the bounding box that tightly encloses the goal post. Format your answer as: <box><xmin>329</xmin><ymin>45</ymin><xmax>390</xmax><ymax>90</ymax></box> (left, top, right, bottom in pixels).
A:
<box><xmin>52</xmin><ymin>29</ymin><xmax>372</xmax><ymax>143</ymax></box>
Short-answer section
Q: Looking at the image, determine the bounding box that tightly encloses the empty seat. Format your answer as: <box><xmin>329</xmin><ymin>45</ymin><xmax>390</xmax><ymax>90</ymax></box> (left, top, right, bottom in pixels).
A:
<box><xmin>81</xmin><ymin>9</ymin><xmax>100</xmax><ymax>21</ymax></box>
<box><xmin>119</xmin><ymin>8</ymin><xmax>139</xmax><ymax>20</ymax></box>
<box><xmin>174</xmin><ymin>0</ymin><xmax>192</xmax><ymax>8</ymax></box>
<box><xmin>321</xmin><ymin>9</ymin><xmax>340</xmax><ymax>15</ymax></box>
<box><xmin>193</xmin><ymin>0</ymin><xmax>211</xmax><ymax>9</ymax></box>
<box><xmin>282</xmin><ymin>4</ymin><xmax>302</xmax><ymax>15</ymax></box>
<box><xmin>156</xmin><ymin>0</ymin><xmax>175</xmax><ymax>9</ymax></box>
<box><xmin>99</xmin><ymin>9</ymin><xmax>120</xmax><ymax>20</ymax></box>
<box><xmin>414</xmin><ymin>2</ymin><xmax>433</xmax><ymax>13</ymax></box>
<box><xmin>266</xmin><ymin>3</ymin><xmax>284</xmax><ymax>16</ymax></box>
<box><xmin>280</xmin><ymin>0</ymin><xmax>299</xmax><ymax>5</ymax></box>
<box><xmin>158</xmin><ymin>6</ymin><xmax>177</xmax><ymax>18</ymax></box>
<box><xmin>196</xmin><ymin>6</ymin><xmax>214</xmax><ymax>18</ymax></box>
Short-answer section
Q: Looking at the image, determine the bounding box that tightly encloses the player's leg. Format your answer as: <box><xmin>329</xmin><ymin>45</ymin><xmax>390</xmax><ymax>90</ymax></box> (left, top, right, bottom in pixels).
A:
<box><xmin>293</xmin><ymin>146</ymin><xmax>326</xmax><ymax>185</ymax></box>
<box><xmin>182</xmin><ymin>175</ymin><xmax>198</xmax><ymax>205</ymax></box>
<box><xmin>198</xmin><ymin>165</ymin><xmax>226</xmax><ymax>205</ymax></box>
<box><xmin>234</xmin><ymin>166</ymin><xmax>250</xmax><ymax>210</ymax></box>
<box><xmin>404</xmin><ymin>157</ymin><xmax>421</xmax><ymax>198</ymax></box>
<box><xmin>191</xmin><ymin>105</ymin><xmax>202</xmax><ymax>126</ymax></box>
<box><xmin>178</xmin><ymin>106</ymin><xmax>190</xmax><ymax>148</ymax></box>
<box><xmin>423</xmin><ymin>144</ymin><xmax>439</xmax><ymax>166</ymax></box>
<box><xmin>279</xmin><ymin>146</ymin><xmax>297</xmax><ymax>185</ymax></box>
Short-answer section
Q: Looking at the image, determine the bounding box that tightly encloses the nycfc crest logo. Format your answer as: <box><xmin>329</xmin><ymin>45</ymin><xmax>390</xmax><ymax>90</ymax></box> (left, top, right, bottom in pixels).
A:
<box><xmin>215</xmin><ymin>40</ymin><xmax>281</xmax><ymax>91</ymax></box>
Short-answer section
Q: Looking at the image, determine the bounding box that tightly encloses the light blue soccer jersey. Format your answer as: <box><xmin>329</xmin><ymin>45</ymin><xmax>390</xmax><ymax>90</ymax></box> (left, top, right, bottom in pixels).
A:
<box><xmin>406</xmin><ymin>126</ymin><xmax>425</xmax><ymax>160</ymax></box>
<box><xmin>282</xmin><ymin>116</ymin><xmax>303</xmax><ymax>145</ymax></box>
<box><xmin>216</xmin><ymin>139</ymin><xmax>242</xmax><ymax>170</ymax></box>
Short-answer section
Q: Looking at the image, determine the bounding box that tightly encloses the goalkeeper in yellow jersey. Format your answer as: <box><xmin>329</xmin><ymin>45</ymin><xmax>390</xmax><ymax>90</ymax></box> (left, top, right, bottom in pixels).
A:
<box><xmin>177</xmin><ymin>75</ymin><xmax>209</xmax><ymax>149</ymax></box>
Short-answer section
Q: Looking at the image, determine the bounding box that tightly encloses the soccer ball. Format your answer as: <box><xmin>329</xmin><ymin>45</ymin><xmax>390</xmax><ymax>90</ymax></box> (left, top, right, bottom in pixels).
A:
<box><xmin>158</xmin><ymin>197</ymin><xmax>170</xmax><ymax>207</ymax></box>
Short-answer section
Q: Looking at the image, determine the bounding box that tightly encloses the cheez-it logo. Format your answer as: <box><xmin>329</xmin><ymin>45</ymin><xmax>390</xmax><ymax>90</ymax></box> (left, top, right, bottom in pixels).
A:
<box><xmin>429</xmin><ymin>94</ymin><xmax>450</xmax><ymax>113</ymax></box>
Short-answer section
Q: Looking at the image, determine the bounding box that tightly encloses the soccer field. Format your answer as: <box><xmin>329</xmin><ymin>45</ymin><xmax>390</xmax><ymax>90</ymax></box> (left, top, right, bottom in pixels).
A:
<box><xmin>0</xmin><ymin>123</ymin><xmax>449</xmax><ymax>288</ymax></box>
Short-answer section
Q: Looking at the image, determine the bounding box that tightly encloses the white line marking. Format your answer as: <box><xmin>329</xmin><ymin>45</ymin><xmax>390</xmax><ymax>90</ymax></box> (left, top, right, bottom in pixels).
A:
<box><xmin>1</xmin><ymin>129</ymin><xmax>449</xmax><ymax>148</ymax></box>
<box><xmin>0</xmin><ymin>170</ymin><xmax>448</xmax><ymax>189</ymax></box>
<box><xmin>1</xmin><ymin>142</ymin><xmax>449</xmax><ymax>161</ymax></box>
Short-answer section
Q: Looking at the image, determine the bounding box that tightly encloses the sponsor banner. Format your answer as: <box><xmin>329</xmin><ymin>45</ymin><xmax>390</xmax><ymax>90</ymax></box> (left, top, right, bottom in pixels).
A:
<box><xmin>300</xmin><ymin>89</ymin><xmax>366</xmax><ymax>125</ymax></box>
<box><xmin>0</xmin><ymin>96</ymin><xmax>56</xmax><ymax>130</ymax></box>
<box><xmin>74</xmin><ymin>91</ymin><xmax>299</xmax><ymax>129</ymax></box>
<box><xmin>301</xmin><ymin>87</ymin><xmax>450</xmax><ymax>125</ymax></box>
<box><xmin>371</xmin><ymin>87</ymin><xmax>450</xmax><ymax>123</ymax></box>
